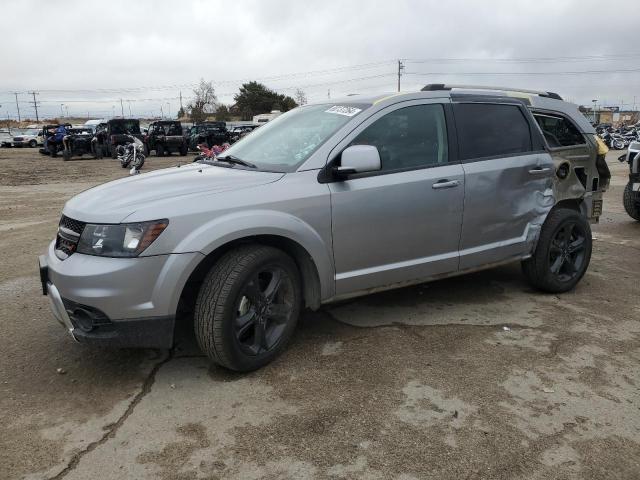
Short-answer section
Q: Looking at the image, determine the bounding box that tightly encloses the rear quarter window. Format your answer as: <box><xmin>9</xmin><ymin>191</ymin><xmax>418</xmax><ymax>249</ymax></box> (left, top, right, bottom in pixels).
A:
<box><xmin>453</xmin><ymin>103</ymin><xmax>533</xmax><ymax>160</ymax></box>
<box><xmin>533</xmin><ymin>113</ymin><xmax>585</xmax><ymax>148</ymax></box>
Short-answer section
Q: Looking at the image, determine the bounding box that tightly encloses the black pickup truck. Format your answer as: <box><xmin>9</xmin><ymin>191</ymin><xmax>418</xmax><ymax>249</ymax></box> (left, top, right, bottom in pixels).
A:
<box><xmin>145</xmin><ymin>121</ymin><xmax>188</xmax><ymax>156</ymax></box>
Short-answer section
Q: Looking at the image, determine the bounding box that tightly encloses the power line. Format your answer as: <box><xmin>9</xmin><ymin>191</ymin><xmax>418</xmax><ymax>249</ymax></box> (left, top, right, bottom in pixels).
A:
<box><xmin>404</xmin><ymin>67</ymin><xmax>640</xmax><ymax>76</ymax></box>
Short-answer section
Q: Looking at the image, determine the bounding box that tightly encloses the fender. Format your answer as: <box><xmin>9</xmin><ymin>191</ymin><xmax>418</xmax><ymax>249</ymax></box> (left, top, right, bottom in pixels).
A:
<box><xmin>174</xmin><ymin>209</ymin><xmax>335</xmax><ymax>300</ymax></box>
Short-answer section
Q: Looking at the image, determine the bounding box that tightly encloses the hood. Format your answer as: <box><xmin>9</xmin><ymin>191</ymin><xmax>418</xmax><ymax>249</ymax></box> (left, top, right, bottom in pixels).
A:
<box><xmin>63</xmin><ymin>163</ymin><xmax>284</xmax><ymax>223</ymax></box>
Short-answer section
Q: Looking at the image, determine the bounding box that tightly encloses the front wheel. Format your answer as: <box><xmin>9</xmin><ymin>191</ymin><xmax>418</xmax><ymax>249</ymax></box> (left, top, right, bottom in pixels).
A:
<box><xmin>613</xmin><ymin>139</ymin><xmax>625</xmax><ymax>150</ymax></box>
<box><xmin>522</xmin><ymin>208</ymin><xmax>592</xmax><ymax>293</ymax></box>
<box><xmin>29</xmin><ymin>140</ymin><xmax>37</xmax><ymax>148</ymax></box>
<box><xmin>623</xmin><ymin>182</ymin><xmax>640</xmax><ymax>221</ymax></box>
<box><xmin>194</xmin><ymin>245</ymin><xmax>302</xmax><ymax>372</ymax></box>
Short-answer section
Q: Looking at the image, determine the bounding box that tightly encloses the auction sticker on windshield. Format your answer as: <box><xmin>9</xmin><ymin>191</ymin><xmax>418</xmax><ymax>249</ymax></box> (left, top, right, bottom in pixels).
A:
<box><xmin>325</xmin><ymin>105</ymin><xmax>362</xmax><ymax>117</ymax></box>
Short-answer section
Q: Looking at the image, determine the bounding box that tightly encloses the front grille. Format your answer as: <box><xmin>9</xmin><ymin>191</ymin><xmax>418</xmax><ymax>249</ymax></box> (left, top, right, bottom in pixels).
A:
<box><xmin>55</xmin><ymin>215</ymin><xmax>86</xmax><ymax>259</ymax></box>
<box><xmin>60</xmin><ymin>215</ymin><xmax>86</xmax><ymax>235</ymax></box>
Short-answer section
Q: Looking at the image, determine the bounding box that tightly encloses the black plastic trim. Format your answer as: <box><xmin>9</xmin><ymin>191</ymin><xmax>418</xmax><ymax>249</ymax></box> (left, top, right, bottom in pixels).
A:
<box><xmin>71</xmin><ymin>315</ymin><xmax>175</xmax><ymax>349</ymax></box>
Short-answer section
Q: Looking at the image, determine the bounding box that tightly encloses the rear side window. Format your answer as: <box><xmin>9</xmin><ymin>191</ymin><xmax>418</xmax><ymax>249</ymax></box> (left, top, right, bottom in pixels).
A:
<box><xmin>453</xmin><ymin>103</ymin><xmax>532</xmax><ymax>160</ymax></box>
<box><xmin>349</xmin><ymin>104</ymin><xmax>448</xmax><ymax>172</ymax></box>
<box><xmin>533</xmin><ymin>113</ymin><xmax>585</xmax><ymax>148</ymax></box>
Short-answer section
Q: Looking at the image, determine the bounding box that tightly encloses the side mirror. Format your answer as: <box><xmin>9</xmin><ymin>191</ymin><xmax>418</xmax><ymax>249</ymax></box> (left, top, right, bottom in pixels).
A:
<box><xmin>335</xmin><ymin>145</ymin><xmax>381</xmax><ymax>177</ymax></box>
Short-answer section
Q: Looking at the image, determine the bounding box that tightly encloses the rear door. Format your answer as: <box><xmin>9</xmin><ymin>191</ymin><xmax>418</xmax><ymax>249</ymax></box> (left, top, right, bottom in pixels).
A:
<box><xmin>329</xmin><ymin>100</ymin><xmax>465</xmax><ymax>295</ymax></box>
<box><xmin>453</xmin><ymin>101</ymin><xmax>554</xmax><ymax>269</ymax></box>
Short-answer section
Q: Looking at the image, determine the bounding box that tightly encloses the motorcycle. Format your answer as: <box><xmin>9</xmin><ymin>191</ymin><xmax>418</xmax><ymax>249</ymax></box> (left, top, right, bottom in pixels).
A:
<box><xmin>117</xmin><ymin>135</ymin><xmax>146</xmax><ymax>175</ymax></box>
<box><xmin>193</xmin><ymin>142</ymin><xmax>230</xmax><ymax>162</ymax></box>
<box><xmin>600</xmin><ymin>130</ymin><xmax>626</xmax><ymax>150</ymax></box>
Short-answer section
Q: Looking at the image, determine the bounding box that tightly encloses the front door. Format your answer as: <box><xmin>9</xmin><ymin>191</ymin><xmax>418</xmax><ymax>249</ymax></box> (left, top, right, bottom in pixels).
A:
<box><xmin>329</xmin><ymin>101</ymin><xmax>464</xmax><ymax>296</ymax></box>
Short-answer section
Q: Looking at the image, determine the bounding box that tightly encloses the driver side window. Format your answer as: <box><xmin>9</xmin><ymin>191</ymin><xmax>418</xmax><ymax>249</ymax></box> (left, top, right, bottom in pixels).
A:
<box><xmin>349</xmin><ymin>104</ymin><xmax>448</xmax><ymax>172</ymax></box>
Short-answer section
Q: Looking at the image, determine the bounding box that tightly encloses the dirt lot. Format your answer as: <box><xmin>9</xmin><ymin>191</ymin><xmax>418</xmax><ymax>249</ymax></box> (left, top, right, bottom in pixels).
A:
<box><xmin>1</xmin><ymin>147</ymin><xmax>639</xmax><ymax>480</ymax></box>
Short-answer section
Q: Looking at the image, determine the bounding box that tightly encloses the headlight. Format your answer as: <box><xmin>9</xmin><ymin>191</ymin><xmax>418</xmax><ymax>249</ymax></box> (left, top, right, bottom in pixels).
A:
<box><xmin>76</xmin><ymin>220</ymin><xmax>168</xmax><ymax>257</ymax></box>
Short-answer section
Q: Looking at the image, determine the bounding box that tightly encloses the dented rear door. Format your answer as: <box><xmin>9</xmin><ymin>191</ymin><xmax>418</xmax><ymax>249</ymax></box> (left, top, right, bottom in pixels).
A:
<box><xmin>452</xmin><ymin>102</ymin><xmax>555</xmax><ymax>270</ymax></box>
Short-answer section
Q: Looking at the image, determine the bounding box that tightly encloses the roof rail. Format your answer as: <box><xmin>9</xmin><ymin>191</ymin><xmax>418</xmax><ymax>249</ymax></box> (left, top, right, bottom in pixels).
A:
<box><xmin>420</xmin><ymin>84</ymin><xmax>563</xmax><ymax>101</ymax></box>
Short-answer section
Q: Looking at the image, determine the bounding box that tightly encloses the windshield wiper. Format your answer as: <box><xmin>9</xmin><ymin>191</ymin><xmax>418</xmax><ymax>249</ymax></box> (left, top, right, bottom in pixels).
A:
<box><xmin>215</xmin><ymin>154</ymin><xmax>257</xmax><ymax>169</ymax></box>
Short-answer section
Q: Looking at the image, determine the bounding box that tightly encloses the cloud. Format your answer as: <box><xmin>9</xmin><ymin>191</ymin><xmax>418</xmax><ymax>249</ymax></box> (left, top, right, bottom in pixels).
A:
<box><xmin>1</xmin><ymin>0</ymin><xmax>638</xmax><ymax>119</ymax></box>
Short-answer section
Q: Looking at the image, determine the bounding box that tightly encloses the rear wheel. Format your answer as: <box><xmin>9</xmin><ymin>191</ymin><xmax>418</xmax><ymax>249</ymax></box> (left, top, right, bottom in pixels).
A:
<box><xmin>522</xmin><ymin>208</ymin><xmax>592</xmax><ymax>293</ymax></box>
<box><xmin>156</xmin><ymin>144</ymin><xmax>164</xmax><ymax>157</ymax></box>
<box><xmin>623</xmin><ymin>182</ymin><xmax>640</xmax><ymax>221</ymax></box>
<box><xmin>194</xmin><ymin>245</ymin><xmax>302</xmax><ymax>372</ymax></box>
<box><xmin>180</xmin><ymin>144</ymin><xmax>188</xmax><ymax>156</ymax></box>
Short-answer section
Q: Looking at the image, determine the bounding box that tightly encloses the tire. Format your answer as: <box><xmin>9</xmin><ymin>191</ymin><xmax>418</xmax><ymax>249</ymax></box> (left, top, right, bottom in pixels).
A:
<box><xmin>133</xmin><ymin>154</ymin><xmax>145</xmax><ymax>171</ymax></box>
<box><xmin>156</xmin><ymin>144</ymin><xmax>164</xmax><ymax>157</ymax></box>
<box><xmin>29</xmin><ymin>140</ymin><xmax>37</xmax><ymax>148</ymax></box>
<box><xmin>179</xmin><ymin>144</ymin><xmax>188</xmax><ymax>156</ymax></box>
<box><xmin>110</xmin><ymin>146</ymin><xmax>117</xmax><ymax>159</ymax></box>
<box><xmin>623</xmin><ymin>182</ymin><xmax>640</xmax><ymax>221</ymax></box>
<box><xmin>194</xmin><ymin>245</ymin><xmax>302</xmax><ymax>372</ymax></box>
<box><xmin>613</xmin><ymin>140</ymin><xmax>625</xmax><ymax>150</ymax></box>
<box><xmin>522</xmin><ymin>208</ymin><xmax>592</xmax><ymax>293</ymax></box>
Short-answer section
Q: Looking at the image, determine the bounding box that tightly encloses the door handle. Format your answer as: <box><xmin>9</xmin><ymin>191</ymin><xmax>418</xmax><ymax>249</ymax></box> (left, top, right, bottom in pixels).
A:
<box><xmin>432</xmin><ymin>179</ymin><xmax>459</xmax><ymax>189</ymax></box>
<box><xmin>528</xmin><ymin>167</ymin><xmax>551</xmax><ymax>175</ymax></box>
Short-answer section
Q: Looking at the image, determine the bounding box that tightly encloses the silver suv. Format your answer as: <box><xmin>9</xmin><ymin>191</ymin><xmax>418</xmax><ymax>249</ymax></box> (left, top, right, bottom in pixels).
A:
<box><xmin>39</xmin><ymin>85</ymin><xmax>610</xmax><ymax>371</ymax></box>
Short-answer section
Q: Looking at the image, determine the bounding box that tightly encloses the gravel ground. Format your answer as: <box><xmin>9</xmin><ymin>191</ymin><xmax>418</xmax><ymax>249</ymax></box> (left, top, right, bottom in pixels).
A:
<box><xmin>0</xmin><ymin>147</ymin><xmax>639</xmax><ymax>480</ymax></box>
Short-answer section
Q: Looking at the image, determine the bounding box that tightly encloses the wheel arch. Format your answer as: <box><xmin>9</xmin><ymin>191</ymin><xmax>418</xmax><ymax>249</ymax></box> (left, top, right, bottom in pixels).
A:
<box><xmin>176</xmin><ymin>234</ymin><xmax>325</xmax><ymax>320</ymax></box>
<box><xmin>551</xmin><ymin>198</ymin><xmax>587</xmax><ymax>217</ymax></box>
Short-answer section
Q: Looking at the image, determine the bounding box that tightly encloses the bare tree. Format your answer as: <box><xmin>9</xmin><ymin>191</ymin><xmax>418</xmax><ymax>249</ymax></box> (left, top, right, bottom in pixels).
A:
<box><xmin>294</xmin><ymin>88</ymin><xmax>307</xmax><ymax>106</ymax></box>
<box><xmin>188</xmin><ymin>79</ymin><xmax>217</xmax><ymax>123</ymax></box>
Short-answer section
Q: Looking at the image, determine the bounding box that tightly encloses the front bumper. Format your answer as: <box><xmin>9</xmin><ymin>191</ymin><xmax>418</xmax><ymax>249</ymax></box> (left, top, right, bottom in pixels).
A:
<box><xmin>39</xmin><ymin>244</ymin><xmax>204</xmax><ymax>348</ymax></box>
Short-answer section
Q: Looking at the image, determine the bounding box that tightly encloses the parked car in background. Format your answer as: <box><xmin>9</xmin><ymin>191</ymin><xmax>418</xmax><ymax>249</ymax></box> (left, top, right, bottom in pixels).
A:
<box><xmin>145</xmin><ymin>120</ymin><xmax>188</xmax><ymax>156</ymax></box>
<box><xmin>60</xmin><ymin>127</ymin><xmax>97</xmax><ymax>161</ymax></box>
<box><xmin>103</xmin><ymin>119</ymin><xmax>142</xmax><ymax>158</ymax></box>
<box><xmin>187</xmin><ymin>122</ymin><xmax>229</xmax><ymax>151</ymax></box>
<box><xmin>228</xmin><ymin>124</ymin><xmax>258</xmax><ymax>142</ymax></box>
<box><xmin>621</xmin><ymin>141</ymin><xmax>640</xmax><ymax>220</ymax></box>
<box><xmin>12</xmin><ymin>128</ymin><xmax>42</xmax><ymax>147</ymax></box>
<box><xmin>0</xmin><ymin>128</ymin><xmax>13</xmax><ymax>147</ymax></box>
<box><xmin>39</xmin><ymin>85</ymin><xmax>609</xmax><ymax>372</ymax></box>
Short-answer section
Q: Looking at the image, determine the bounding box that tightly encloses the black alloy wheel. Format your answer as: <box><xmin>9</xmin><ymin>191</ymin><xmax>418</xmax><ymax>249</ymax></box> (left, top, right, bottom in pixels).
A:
<box><xmin>233</xmin><ymin>266</ymin><xmax>295</xmax><ymax>356</ymax></box>
<box><xmin>548</xmin><ymin>221</ymin><xmax>587</xmax><ymax>283</ymax></box>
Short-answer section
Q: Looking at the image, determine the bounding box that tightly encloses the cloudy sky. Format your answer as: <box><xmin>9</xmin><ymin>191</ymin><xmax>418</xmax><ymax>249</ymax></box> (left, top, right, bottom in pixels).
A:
<box><xmin>1</xmin><ymin>0</ymin><xmax>639</xmax><ymax>120</ymax></box>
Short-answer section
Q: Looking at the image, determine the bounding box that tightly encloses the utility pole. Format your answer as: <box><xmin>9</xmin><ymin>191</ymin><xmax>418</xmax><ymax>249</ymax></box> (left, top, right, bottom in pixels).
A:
<box><xmin>127</xmin><ymin>101</ymin><xmax>132</xmax><ymax>117</ymax></box>
<box><xmin>160</xmin><ymin>105</ymin><xmax>164</xmax><ymax>119</ymax></box>
<box><xmin>31</xmin><ymin>91</ymin><xmax>39</xmax><ymax>122</ymax></box>
<box><xmin>14</xmin><ymin>92</ymin><xmax>21</xmax><ymax>122</ymax></box>
<box><xmin>179</xmin><ymin>91</ymin><xmax>183</xmax><ymax>112</ymax></box>
<box><xmin>120</xmin><ymin>98</ymin><xmax>124</xmax><ymax>117</ymax></box>
<box><xmin>327</xmin><ymin>89</ymin><xmax>330</xmax><ymax>99</ymax></box>
<box><xmin>397</xmin><ymin>59</ymin><xmax>405</xmax><ymax>92</ymax></box>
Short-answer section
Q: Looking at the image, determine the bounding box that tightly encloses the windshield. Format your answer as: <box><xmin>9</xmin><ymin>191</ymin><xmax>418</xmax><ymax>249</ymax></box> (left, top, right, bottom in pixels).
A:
<box><xmin>221</xmin><ymin>103</ymin><xmax>369</xmax><ymax>172</ymax></box>
<box><xmin>110</xmin><ymin>120</ymin><xmax>141</xmax><ymax>135</ymax></box>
